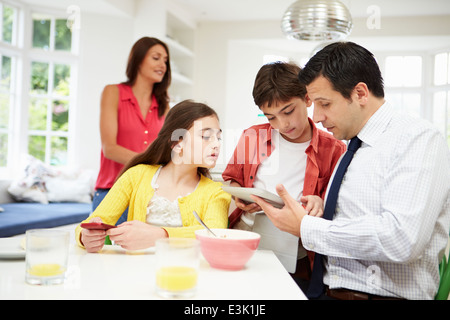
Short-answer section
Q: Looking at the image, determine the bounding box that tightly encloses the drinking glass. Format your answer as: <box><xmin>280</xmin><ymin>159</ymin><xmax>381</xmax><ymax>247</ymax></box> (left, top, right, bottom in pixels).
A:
<box><xmin>155</xmin><ymin>238</ymin><xmax>200</xmax><ymax>298</ymax></box>
<box><xmin>25</xmin><ymin>229</ymin><xmax>70</xmax><ymax>285</ymax></box>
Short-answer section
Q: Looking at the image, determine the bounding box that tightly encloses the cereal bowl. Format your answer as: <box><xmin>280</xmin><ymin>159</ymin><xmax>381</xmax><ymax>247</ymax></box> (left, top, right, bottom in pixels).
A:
<box><xmin>195</xmin><ymin>229</ymin><xmax>260</xmax><ymax>270</ymax></box>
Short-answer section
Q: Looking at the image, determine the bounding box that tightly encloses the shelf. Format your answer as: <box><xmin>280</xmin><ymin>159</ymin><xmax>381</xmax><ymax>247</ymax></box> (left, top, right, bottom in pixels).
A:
<box><xmin>172</xmin><ymin>72</ymin><xmax>193</xmax><ymax>85</ymax></box>
<box><xmin>164</xmin><ymin>36</ymin><xmax>194</xmax><ymax>58</ymax></box>
<box><xmin>165</xmin><ymin>5</ymin><xmax>196</xmax><ymax>103</ymax></box>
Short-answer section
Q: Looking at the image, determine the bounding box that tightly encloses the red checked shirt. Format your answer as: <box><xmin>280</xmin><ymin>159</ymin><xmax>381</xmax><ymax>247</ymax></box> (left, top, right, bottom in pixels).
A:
<box><xmin>95</xmin><ymin>83</ymin><xmax>165</xmax><ymax>189</ymax></box>
<box><xmin>222</xmin><ymin>118</ymin><xmax>346</xmax><ymax>228</ymax></box>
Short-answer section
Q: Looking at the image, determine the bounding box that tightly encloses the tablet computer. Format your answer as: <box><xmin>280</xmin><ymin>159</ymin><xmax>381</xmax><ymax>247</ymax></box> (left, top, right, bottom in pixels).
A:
<box><xmin>221</xmin><ymin>186</ymin><xmax>284</xmax><ymax>209</ymax></box>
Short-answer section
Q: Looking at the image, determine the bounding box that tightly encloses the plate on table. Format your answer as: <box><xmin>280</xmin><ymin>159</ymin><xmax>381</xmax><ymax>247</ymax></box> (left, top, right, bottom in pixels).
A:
<box><xmin>0</xmin><ymin>237</ymin><xmax>26</xmax><ymax>260</ymax></box>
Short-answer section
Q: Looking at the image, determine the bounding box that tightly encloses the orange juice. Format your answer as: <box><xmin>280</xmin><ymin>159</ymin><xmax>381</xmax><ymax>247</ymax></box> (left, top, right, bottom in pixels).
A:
<box><xmin>156</xmin><ymin>266</ymin><xmax>197</xmax><ymax>291</ymax></box>
<box><xmin>27</xmin><ymin>263</ymin><xmax>66</xmax><ymax>277</ymax></box>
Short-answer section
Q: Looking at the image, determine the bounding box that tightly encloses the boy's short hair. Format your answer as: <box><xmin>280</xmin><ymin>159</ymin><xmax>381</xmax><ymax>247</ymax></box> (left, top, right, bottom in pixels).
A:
<box><xmin>252</xmin><ymin>61</ymin><xmax>307</xmax><ymax>109</ymax></box>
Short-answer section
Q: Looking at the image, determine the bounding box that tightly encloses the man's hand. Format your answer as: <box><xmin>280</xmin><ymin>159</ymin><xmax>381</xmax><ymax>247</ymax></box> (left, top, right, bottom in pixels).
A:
<box><xmin>251</xmin><ymin>184</ymin><xmax>308</xmax><ymax>237</ymax></box>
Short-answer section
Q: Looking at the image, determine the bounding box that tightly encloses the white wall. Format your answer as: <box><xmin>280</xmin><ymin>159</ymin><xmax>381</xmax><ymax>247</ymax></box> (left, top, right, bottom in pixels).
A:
<box><xmin>72</xmin><ymin>7</ymin><xmax>450</xmax><ymax>174</ymax></box>
<box><xmin>74</xmin><ymin>12</ymin><xmax>134</xmax><ymax>172</ymax></box>
<box><xmin>194</xmin><ymin>16</ymin><xmax>450</xmax><ymax>164</ymax></box>
<box><xmin>73</xmin><ymin>0</ymin><xmax>187</xmax><ymax>174</ymax></box>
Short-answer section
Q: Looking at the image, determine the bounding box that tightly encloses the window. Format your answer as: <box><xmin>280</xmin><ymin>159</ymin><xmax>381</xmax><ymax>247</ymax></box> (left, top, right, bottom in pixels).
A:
<box><xmin>0</xmin><ymin>2</ymin><xmax>17</xmax><ymax>169</ymax></box>
<box><xmin>383</xmin><ymin>55</ymin><xmax>423</xmax><ymax>118</ymax></box>
<box><xmin>433</xmin><ymin>51</ymin><xmax>450</xmax><ymax>146</ymax></box>
<box><xmin>28</xmin><ymin>12</ymin><xmax>75</xmax><ymax>165</ymax></box>
<box><xmin>434</xmin><ymin>52</ymin><xmax>450</xmax><ymax>86</ymax></box>
<box><xmin>0</xmin><ymin>1</ymin><xmax>78</xmax><ymax>176</ymax></box>
<box><xmin>32</xmin><ymin>13</ymin><xmax>72</xmax><ymax>52</ymax></box>
<box><xmin>0</xmin><ymin>53</ymin><xmax>13</xmax><ymax>167</ymax></box>
<box><xmin>1</xmin><ymin>3</ymin><xmax>15</xmax><ymax>44</ymax></box>
<box><xmin>385</xmin><ymin>56</ymin><xmax>422</xmax><ymax>87</ymax></box>
<box><xmin>29</xmin><ymin>60</ymin><xmax>71</xmax><ymax>165</ymax></box>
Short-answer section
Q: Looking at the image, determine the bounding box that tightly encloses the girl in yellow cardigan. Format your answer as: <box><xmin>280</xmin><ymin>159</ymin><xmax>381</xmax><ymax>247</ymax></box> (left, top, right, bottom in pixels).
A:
<box><xmin>77</xmin><ymin>100</ymin><xmax>231</xmax><ymax>252</ymax></box>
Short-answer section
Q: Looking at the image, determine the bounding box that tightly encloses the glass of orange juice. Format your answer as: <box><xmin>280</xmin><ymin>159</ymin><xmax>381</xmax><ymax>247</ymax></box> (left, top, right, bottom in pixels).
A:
<box><xmin>155</xmin><ymin>238</ymin><xmax>199</xmax><ymax>298</ymax></box>
<box><xmin>25</xmin><ymin>229</ymin><xmax>70</xmax><ymax>285</ymax></box>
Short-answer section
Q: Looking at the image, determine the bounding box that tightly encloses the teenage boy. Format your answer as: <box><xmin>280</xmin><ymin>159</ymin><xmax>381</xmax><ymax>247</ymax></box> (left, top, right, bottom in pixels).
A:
<box><xmin>222</xmin><ymin>62</ymin><xmax>345</xmax><ymax>287</ymax></box>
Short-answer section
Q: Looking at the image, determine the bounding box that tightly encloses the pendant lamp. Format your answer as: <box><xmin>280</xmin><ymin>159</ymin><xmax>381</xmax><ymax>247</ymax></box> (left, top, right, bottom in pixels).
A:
<box><xmin>281</xmin><ymin>0</ymin><xmax>353</xmax><ymax>41</ymax></box>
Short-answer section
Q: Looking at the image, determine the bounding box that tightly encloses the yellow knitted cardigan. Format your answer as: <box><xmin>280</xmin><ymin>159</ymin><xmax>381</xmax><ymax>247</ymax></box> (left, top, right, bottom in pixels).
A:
<box><xmin>75</xmin><ymin>164</ymin><xmax>231</xmax><ymax>247</ymax></box>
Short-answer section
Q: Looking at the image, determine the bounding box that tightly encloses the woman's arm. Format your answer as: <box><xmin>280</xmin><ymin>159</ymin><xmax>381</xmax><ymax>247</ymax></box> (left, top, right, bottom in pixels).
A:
<box><xmin>99</xmin><ymin>84</ymin><xmax>138</xmax><ymax>164</ymax></box>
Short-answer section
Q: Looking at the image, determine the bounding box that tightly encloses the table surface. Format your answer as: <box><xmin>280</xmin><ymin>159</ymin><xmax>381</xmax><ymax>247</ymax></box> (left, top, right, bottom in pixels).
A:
<box><xmin>0</xmin><ymin>233</ymin><xmax>307</xmax><ymax>300</ymax></box>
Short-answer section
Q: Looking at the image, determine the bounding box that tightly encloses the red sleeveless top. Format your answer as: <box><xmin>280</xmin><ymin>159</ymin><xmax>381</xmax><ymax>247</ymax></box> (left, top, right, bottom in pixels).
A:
<box><xmin>95</xmin><ymin>83</ymin><xmax>165</xmax><ymax>189</ymax></box>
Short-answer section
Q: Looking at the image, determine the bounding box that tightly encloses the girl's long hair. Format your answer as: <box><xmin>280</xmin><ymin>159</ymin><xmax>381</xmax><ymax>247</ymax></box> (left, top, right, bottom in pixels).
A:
<box><xmin>118</xmin><ymin>100</ymin><xmax>218</xmax><ymax>179</ymax></box>
<box><xmin>123</xmin><ymin>37</ymin><xmax>171</xmax><ymax>117</ymax></box>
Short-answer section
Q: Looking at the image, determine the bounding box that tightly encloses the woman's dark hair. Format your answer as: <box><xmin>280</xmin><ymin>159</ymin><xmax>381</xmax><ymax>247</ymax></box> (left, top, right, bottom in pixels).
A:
<box><xmin>298</xmin><ymin>41</ymin><xmax>384</xmax><ymax>99</ymax></box>
<box><xmin>123</xmin><ymin>37</ymin><xmax>171</xmax><ymax>117</ymax></box>
<box><xmin>118</xmin><ymin>100</ymin><xmax>219</xmax><ymax>179</ymax></box>
<box><xmin>253</xmin><ymin>61</ymin><xmax>307</xmax><ymax>108</ymax></box>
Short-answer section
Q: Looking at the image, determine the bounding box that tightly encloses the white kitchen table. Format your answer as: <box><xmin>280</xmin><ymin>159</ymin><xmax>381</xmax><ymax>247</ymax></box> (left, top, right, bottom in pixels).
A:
<box><xmin>0</xmin><ymin>233</ymin><xmax>307</xmax><ymax>300</ymax></box>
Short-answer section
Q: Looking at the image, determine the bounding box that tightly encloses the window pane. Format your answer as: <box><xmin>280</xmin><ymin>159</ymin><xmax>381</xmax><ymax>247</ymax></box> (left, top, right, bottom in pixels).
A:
<box><xmin>447</xmin><ymin>91</ymin><xmax>450</xmax><ymax>147</ymax></box>
<box><xmin>29</xmin><ymin>98</ymin><xmax>48</xmax><ymax>130</ymax></box>
<box><xmin>2</xmin><ymin>5</ymin><xmax>14</xmax><ymax>44</ymax></box>
<box><xmin>0</xmin><ymin>93</ymin><xmax>9</xmax><ymax>128</ymax></box>
<box><xmin>448</xmin><ymin>55</ymin><xmax>450</xmax><ymax>85</ymax></box>
<box><xmin>385</xmin><ymin>56</ymin><xmax>422</xmax><ymax>87</ymax></box>
<box><xmin>52</xmin><ymin>100</ymin><xmax>69</xmax><ymax>131</ymax></box>
<box><xmin>385</xmin><ymin>57</ymin><xmax>403</xmax><ymax>87</ymax></box>
<box><xmin>386</xmin><ymin>92</ymin><xmax>421</xmax><ymax>118</ymax></box>
<box><xmin>32</xmin><ymin>14</ymin><xmax>50</xmax><ymax>49</ymax></box>
<box><xmin>1</xmin><ymin>55</ymin><xmax>11</xmax><ymax>89</ymax></box>
<box><xmin>0</xmin><ymin>133</ymin><xmax>7</xmax><ymax>166</ymax></box>
<box><xmin>433</xmin><ymin>91</ymin><xmax>447</xmax><ymax>136</ymax></box>
<box><xmin>403</xmin><ymin>56</ymin><xmax>422</xmax><ymax>87</ymax></box>
<box><xmin>30</xmin><ymin>61</ymin><xmax>49</xmax><ymax>94</ymax></box>
<box><xmin>28</xmin><ymin>135</ymin><xmax>46</xmax><ymax>162</ymax></box>
<box><xmin>402</xmin><ymin>93</ymin><xmax>421</xmax><ymax>117</ymax></box>
<box><xmin>53</xmin><ymin>64</ymin><xmax>70</xmax><ymax>96</ymax></box>
<box><xmin>55</xmin><ymin>19</ymin><xmax>71</xmax><ymax>51</ymax></box>
<box><xmin>434</xmin><ymin>53</ymin><xmax>448</xmax><ymax>86</ymax></box>
<box><xmin>50</xmin><ymin>136</ymin><xmax>67</xmax><ymax>165</ymax></box>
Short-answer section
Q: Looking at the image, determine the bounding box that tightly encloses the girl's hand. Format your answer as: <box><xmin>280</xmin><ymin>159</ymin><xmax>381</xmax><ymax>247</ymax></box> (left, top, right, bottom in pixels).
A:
<box><xmin>300</xmin><ymin>195</ymin><xmax>324</xmax><ymax>217</ymax></box>
<box><xmin>81</xmin><ymin>217</ymin><xmax>107</xmax><ymax>253</ymax></box>
<box><xmin>229</xmin><ymin>182</ymin><xmax>262</xmax><ymax>213</ymax></box>
<box><xmin>107</xmin><ymin>220</ymin><xmax>167</xmax><ymax>250</ymax></box>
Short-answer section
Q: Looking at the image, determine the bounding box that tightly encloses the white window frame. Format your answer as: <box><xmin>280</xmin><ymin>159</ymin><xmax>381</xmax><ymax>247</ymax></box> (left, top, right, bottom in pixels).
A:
<box><xmin>0</xmin><ymin>0</ymin><xmax>22</xmax><ymax>178</ymax></box>
<box><xmin>0</xmin><ymin>1</ymin><xmax>79</xmax><ymax>178</ymax></box>
<box><xmin>375</xmin><ymin>51</ymin><xmax>429</xmax><ymax>119</ymax></box>
<box><xmin>430</xmin><ymin>49</ymin><xmax>450</xmax><ymax>146</ymax></box>
<box><xmin>377</xmin><ymin>49</ymin><xmax>450</xmax><ymax>146</ymax></box>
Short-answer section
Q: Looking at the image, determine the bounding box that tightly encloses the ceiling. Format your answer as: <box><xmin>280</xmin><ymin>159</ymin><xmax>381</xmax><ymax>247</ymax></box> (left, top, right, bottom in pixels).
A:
<box><xmin>171</xmin><ymin>0</ymin><xmax>450</xmax><ymax>21</ymax></box>
<box><xmin>21</xmin><ymin>0</ymin><xmax>450</xmax><ymax>21</ymax></box>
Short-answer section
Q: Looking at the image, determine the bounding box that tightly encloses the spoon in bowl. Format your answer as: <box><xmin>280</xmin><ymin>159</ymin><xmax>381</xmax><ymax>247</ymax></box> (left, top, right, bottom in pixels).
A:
<box><xmin>193</xmin><ymin>210</ymin><xmax>217</xmax><ymax>237</ymax></box>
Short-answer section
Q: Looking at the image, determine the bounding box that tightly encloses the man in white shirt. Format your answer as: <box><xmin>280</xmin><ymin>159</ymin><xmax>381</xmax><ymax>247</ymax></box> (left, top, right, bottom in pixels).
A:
<box><xmin>252</xmin><ymin>42</ymin><xmax>450</xmax><ymax>300</ymax></box>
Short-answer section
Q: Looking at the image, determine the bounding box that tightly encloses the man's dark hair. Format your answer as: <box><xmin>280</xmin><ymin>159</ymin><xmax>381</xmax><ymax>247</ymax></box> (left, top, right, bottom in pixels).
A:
<box><xmin>298</xmin><ymin>42</ymin><xmax>384</xmax><ymax>99</ymax></box>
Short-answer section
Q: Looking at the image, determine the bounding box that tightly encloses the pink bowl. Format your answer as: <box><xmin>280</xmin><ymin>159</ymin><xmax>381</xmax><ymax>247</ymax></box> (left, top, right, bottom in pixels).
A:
<box><xmin>195</xmin><ymin>229</ymin><xmax>260</xmax><ymax>270</ymax></box>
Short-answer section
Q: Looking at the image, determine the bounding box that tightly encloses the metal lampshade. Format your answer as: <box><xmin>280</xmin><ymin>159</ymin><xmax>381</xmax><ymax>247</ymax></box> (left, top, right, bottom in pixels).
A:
<box><xmin>281</xmin><ymin>0</ymin><xmax>353</xmax><ymax>41</ymax></box>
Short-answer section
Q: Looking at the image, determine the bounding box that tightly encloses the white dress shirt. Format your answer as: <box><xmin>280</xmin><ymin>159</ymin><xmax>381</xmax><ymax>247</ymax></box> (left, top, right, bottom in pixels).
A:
<box><xmin>301</xmin><ymin>102</ymin><xmax>450</xmax><ymax>299</ymax></box>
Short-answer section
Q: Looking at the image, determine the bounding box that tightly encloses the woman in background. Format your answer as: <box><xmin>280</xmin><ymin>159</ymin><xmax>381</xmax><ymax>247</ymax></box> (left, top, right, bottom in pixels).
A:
<box><xmin>93</xmin><ymin>37</ymin><xmax>171</xmax><ymax>224</ymax></box>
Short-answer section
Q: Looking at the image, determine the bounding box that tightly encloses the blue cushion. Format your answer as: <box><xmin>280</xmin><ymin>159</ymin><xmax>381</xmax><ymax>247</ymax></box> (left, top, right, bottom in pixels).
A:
<box><xmin>0</xmin><ymin>202</ymin><xmax>91</xmax><ymax>237</ymax></box>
